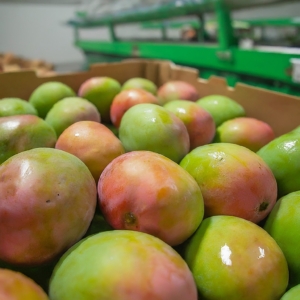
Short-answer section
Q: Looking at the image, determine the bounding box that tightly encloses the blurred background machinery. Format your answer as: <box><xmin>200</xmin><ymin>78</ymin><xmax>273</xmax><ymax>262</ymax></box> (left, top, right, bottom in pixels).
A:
<box><xmin>68</xmin><ymin>0</ymin><xmax>300</xmax><ymax>96</ymax></box>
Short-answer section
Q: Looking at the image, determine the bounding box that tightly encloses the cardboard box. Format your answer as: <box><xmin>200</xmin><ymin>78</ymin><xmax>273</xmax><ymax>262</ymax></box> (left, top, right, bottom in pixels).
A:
<box><xmin>0</xmin><ymin>59</ymin><xmax>299</xmax><ymax>137</ymax></box>
<box><xmin>0</xmin><ymin>52</ymin><xmax>55</xmax><ymax>77</ymax></box>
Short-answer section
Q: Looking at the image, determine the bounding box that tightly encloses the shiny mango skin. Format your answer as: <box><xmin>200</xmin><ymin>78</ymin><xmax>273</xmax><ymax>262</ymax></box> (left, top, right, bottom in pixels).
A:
<box><xmin>264</xmin><ymin>191</ymin><xmax>300</xmax><ymax>287</ymax></box>
<box><xmin>185</xmin><ymin>215</ymin><xmax>289</xmax><ymax>300</ymax></box>
<box><xmin>164</xmin><ymin>100</ymin><xmax>215</xmax><ymax>150</ymax></box>
<box><xmin>214</xmin><ymin>117</ymin><xmax>275</xmax><ymax>152</ymax></box>
<box><xmin>121</xmin><ymin>77</ymin><xmax>158</xmax><ymax>95</ymax></box>
<box><xmin>45</xmin><ymin>97</ymin><xmax>100</xmax><ymax>137</ymax></box>
<box><xmin>0</xmin><ymin>268</ymin><xmax>48</xmax><ymax>300</ymax></box>
<box><xmin>180</xmin><ymin>143</ymin><xmax>277</xmax><ymax>223</ymax></box>
<box><xmin>0</xmin><ymin>148</ymin><xmax>97</xmax><ymax>266</ymax></box>
<box><xmin>257</xmin><ymin>131</ymin><xmax>300</xmax><ymax>197</ymax></box>
<box><xmin>0</xmin><ymin>98</ymin><xmax>38</xmax><ymax>117</ymax></box>
<box><xmin>49</xmin><ymin>230</ymin><xmax>198</xmax><ymax>300</ymax></box>
<box><xmin>0</xmin><ymin>115</ymin><xmax>57</xmax><ymax>164</ymax></box>
<box><xmin>29</xmin><ymin>82</ymin><xmax>76</xmax><ymax>119</ymax></box>
<box><xmin>157</xmin><ymin>81</ymin><xmax>199</xmax><ymax>105</ymax></box>
<box><xmin>110</xmin><ymin>89</ymin><xmax>159</xmax><ymax>128</ymax></box>
<box><xmin>196</xmin><ymin>95</ymin><xmax>246</xmax><ymax>127</ymax></box>
<box><xmin>78</xmin><ymin>77</ymin><xmax>121</xmax><ymax>123</ymax></box>
<box><xmin>98</xmin><ymin>151</ymin><xmax>204</xmax><ymax>246</ymax></box>
<box><xmin>119</xmin><ymin>103</ymin><xmax>190</xmax><ymax>163</ymax></box>
<box><xmin>281</xmin><ymin>284</ymin><xmax>300</xmax><ymax>300</ymax></box>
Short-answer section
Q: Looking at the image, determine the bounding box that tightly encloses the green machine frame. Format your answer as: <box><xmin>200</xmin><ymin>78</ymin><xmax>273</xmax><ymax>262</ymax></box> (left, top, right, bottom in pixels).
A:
<box><xmin>69</xmin><ymin>0</ymin><xmax>300</xmax><ymax>96</ymax></box>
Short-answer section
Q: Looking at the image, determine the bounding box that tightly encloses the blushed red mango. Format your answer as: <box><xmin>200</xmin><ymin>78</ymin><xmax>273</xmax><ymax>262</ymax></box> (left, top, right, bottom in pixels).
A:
<box><xmin>110</xmin><ymin>89</ymin><xmax>159</xmax><ymax>128</ymax></box>
<box><xmin>214</xmin><ymin>117</ymin><xmax>275</xmax><ymax>152</ymax></box>
<box><xmin>157</xmin><ymin>81</ymin><xmax>199</xmax><ymax>105</ymax></box>
<box><xmin>98</xmin><ymin>151</ymin><xmax>204</xmax><ymax>246</ymax></box>
<box><xmin>0</xmin><ymin>268</ymin><xmax>49</xmax><ymax>300</ymax></box>
<box><xmin>164</xmin><ymin>100</ymin><xmax>215</xmax><ymax>150</ymax></box>
<box><xmin>0</xmin><ymin>148</ymin><xmax>97</xmax><ymax>266</ymax></box>
<box><xmin>56</xmin><ymin>121</ymin><xmax>125</xmax><ymax>182</ymax></box>
<box><xmin>78</xmin><ymin>77</ymin><xmax>121</xmax><ymax>123</ymax></box>
<box><xmin>180</xmin><ymin>143</ymin><xmax>277</xmax><ymax>223</ymax></box>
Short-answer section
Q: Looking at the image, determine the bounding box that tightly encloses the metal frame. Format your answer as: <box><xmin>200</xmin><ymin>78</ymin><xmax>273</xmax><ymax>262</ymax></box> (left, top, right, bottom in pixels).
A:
<box><xmin>68</xmin><ymin>0</ymin><xmax>300</xmax><ymax>95</ymax></box>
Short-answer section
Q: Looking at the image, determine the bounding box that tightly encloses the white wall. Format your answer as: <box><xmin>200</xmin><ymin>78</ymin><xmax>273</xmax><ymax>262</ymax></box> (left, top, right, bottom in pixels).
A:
<box><xmin>232</xmin><ymin>1</ymin><xmax>300</xmax><ymax>19</ymax></box>
<box><xmin>0</xmin><ymin>1</ymin><xmax>300</xmax><ymax>67</ymax></box>
<box><xmin>0</xmin><ymin>3</ymin><xmax>84</xmax><ymax>65</ymax></box>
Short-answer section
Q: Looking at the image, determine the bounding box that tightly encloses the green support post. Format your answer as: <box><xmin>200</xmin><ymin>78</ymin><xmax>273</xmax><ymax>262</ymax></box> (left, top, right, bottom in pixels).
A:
<box><xmin>215</xmin><ymin>1</ymin><xmax>235</xmax><ymax>49</ymax></box>
<box><xmin>197</xmin><ymin>15</ymin><xmax>205</xmax><ymax>42</ymax></box>
<box><xmin>161</xmin><ymin>24</ymin><xmax>167</xmax><ymax>41</ymax></box>
<box><xmin>108</xmin><ymin>23</ymin><xmax>117</xmax><ymax>42</ymax></box>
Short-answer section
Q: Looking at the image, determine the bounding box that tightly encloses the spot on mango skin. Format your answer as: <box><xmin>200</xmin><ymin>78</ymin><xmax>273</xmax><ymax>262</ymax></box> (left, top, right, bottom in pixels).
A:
<box><xmin>259</xmin><ymin>202</ymin><xmax>269</xmax><ymax>212</ymax></box>
<box><xmin>123</xmin><ymin>212</ymin><xmax>138</xmax><ymax>228</ymax></box>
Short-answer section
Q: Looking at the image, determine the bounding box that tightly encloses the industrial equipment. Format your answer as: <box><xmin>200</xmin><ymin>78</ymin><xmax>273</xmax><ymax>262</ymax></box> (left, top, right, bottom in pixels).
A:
<box><xmin>68</xmin><ymin>0</ymin><xmax>300</xmax><ymax>96</ymax></box>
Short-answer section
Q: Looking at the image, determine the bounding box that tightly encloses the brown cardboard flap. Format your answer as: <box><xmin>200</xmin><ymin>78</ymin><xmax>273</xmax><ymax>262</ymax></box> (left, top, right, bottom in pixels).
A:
<box><xmin>89</xmin><ymin>60</ymin><xmax>147</xmax><ymax>83</ymax></box>
<box><xmin>195</xmin><ymin>76</ymin><xmax>231</xmax><ymax>98</ymax></box>
<box><xmin>0</xmin><ymin>60</ymin><xmax>172</xmax><ymax>100</ymax></box>
<box><xmin>0</xmin><ymin>59</ymin><xmax>299</xmax><ymax>136</ymax></box>
<box><xmin>0</xmin><ymin>60</ymin><xmax>153</xmax><ymax>99</ymax></box>
<box><xmin>122</xmin><ymin>59</ymin><xmax>175</xmax><ymax>86</ymax></box>
<box><xmin>169</xmin><ymin>63</ymin><xmax>199</xmax><ymax>83</ymax></box>
<box><xmin>156</xmin><ymin>62</ymin><xmax>172</xmax><ymax>86</ymax></box>
<box><xmin>144</xmin><ymin>62</ymin><xmax>160</xmax><ymax>84</ymax></box>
